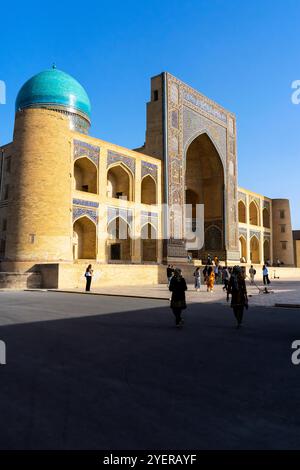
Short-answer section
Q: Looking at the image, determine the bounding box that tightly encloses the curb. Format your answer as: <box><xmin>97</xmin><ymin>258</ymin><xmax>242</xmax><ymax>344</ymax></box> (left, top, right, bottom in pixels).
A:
<box><xmin>275</xmin><ymin>303</ymin><xmax>300</xmax><ymax>309</ymax></box>
<box><xmin>48</xmin><ymin>289</ymin><xmax>169</xmax><ymax>301</ymax></box>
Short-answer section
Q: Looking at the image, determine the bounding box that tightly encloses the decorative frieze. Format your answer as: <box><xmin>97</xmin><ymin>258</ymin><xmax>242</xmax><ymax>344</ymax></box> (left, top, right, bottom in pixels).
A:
<box><xmin>141</xmin><ymin>161</ymin><xmax>158</xmax><ymax>182</ymax></box>
<box><xmin>107</xmin><ymin>150</ymin><xmax>135</xmax><ymax>174</ymax></box>
<box><xmin>250</xmin><ymin>230</ymin><xmax>261</xmax><ymax>240</ymax></box>
<box><xmin>238</xmin><ymin>191</ymin><xmax>247</xmax><ymax>203</ymax></box>
<box><xmin>73</xmin><ymin>206</ymin><xmax>98</xmax><ymax>224</ymax></box>
<box><xmin>73</xmin><ymin>139</ymin><xmax>100</xmax><ymax>167</ymax></box>
<box><xmin>73</xmin><ymin>198</ymin><xmax>99</xmax><ymax>208</ymax></box>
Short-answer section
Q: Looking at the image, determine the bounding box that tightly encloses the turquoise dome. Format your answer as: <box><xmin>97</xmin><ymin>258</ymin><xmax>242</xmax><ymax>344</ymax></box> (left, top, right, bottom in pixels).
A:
<box><xmin>15</xmin><ymin>67</ymin><xmax>91</xmax><ymax>120</ymax></box>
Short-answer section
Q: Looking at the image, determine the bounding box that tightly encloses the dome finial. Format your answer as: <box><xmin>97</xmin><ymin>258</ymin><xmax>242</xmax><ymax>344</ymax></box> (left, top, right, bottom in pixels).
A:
<box><xmin>52</xmin><ymin>63</ymin><xmax>57</xmax><ymax>69</ymax></box>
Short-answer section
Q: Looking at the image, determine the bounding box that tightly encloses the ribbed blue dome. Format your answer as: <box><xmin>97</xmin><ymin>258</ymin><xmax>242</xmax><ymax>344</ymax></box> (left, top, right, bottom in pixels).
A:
<box><xmin>15</xmin><ymin>68</ymin><xmax>91</xmax><ymax>120</ymax></box>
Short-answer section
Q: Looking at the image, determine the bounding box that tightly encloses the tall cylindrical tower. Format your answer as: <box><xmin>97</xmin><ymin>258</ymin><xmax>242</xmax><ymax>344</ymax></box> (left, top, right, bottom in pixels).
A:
<box><xmin>272</xmin><ymin>199</ymin><xmax>295</xmax><ymax>266</ymax></box>
<box><xmin>4</xmin><ymin>67</ymin><xmax>91</xmax><ymax>270</ymax></box>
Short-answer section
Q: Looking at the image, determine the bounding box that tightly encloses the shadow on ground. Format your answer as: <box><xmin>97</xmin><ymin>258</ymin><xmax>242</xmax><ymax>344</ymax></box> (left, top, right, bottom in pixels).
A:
<box><xmin>0</xmin><ymin>292</ymin><xmax>300</xmax><ymax>450</ymax></box>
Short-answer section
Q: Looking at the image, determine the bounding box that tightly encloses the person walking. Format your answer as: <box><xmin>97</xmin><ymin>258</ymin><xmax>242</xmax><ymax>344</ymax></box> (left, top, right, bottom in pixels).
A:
<box><xmin>227</xmin><ymin>265</ymin><xmax>248</xmax><ymax>329</ymax></box>
<box><xmin>166</xmin><ymin>264</ymin><xmax>174</xmax><ymax>287</ymax></box>
<box><xmin>193</xmin><ymin>267</ymin><xmax>201</xmax><ymax>291</ymax></box>
<box><xmin>206</xmin><ymin>266</ymin><xmax>215</xmax><ymax>293</ymax></box>
<box><xmin>222</xmin><ymin>266</ymin><xmax>230</xmax><ymax>291</ymax></box>
<box><xmin>249</xmin><ymin>265</ymin><xmax>256</xmax><ymax>285</ymax></box>
<box><xmin>169</xmin><ymin>268</ymin><xmax>187</xmax><ymax>327</ymax></box>
<box><xmin>85</xmin><ymin>264</ymin><xmax>93</xmax><ymax>292</ymax></box>
<box><xmin>262</xmin><ymin>264</ymin><xmax>270</xmax><ymax>286</ymax></box>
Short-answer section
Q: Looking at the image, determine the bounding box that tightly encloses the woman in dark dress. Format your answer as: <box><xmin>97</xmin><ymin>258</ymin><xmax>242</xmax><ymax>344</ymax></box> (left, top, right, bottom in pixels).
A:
<box><xmin>85</xmin><ymin>264</ymin><xmax>93</xmax><ymax>292</ymax></box>
<box><xmin>169</xmin><ymin>268</ymin><xmax>187</xmax><ymax>327</ymax></box>
<box><xmin>227</xmin><ymin>265</ymin><xmax>248</xmax><ymax>329</ymax></box>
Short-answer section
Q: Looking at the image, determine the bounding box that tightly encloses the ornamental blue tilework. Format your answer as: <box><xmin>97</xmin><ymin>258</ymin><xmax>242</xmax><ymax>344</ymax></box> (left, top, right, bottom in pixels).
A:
<box><xmin>141</xmin><ymin>161</ymin><xmax>158</xmax><ymax>182</ymax></box>
<box><xmin>107</xmin><ymin>206</ymin><xmax>133</xmax><ymax>228</ymax></box>
<box><xmin>73</xmin><ymin>198</ymin><xmax>99</xmax><ymax>208</ymax></box>
<box><xmin>250</xmin><ymin>230</ymin><xmax>261</xmax><ymax>240</ymax></box>
<box><xmin>73</xmin><ymin>139</ymin><xmax>100</xmax><ymax>167</ymax></box>
<box><xmin>73</xmin><ymin>206</ymin><xmax>98</xmax><ymax>224</ymax></box>
<box><xmin>107</xmin><ymin>150</ymin><xmax>135</xmax><ymax>174</ymax></box>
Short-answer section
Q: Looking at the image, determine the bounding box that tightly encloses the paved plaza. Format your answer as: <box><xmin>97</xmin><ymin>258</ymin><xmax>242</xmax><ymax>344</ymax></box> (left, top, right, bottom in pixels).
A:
<box><xmin>55</xmin><ymin>278</ymin><xmax>300</xmax><ymax>308</ymax></box>
<box><xmin>0</xmin><ymin>289</ymin><xmax>300</xmax><ymax>449</ymax></box>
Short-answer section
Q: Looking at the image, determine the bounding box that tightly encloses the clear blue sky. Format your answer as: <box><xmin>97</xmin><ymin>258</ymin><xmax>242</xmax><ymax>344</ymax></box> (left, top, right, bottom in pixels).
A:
<box><xmin>0</xmin><ymin>0</ymin><xmax>299</xmax><ymax>227</ymax></box>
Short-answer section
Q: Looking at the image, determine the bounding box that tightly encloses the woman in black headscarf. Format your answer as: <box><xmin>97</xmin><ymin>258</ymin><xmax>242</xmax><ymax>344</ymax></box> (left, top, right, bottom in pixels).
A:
<box><xmin>169</xmin><ymin>268</ymin><xmax>187</xmax><ymax>327</ymax></box>
<box><xmin>227</xmin><ymin>266</ymin><xmax>248</xmax><ymax>328</ymax></box>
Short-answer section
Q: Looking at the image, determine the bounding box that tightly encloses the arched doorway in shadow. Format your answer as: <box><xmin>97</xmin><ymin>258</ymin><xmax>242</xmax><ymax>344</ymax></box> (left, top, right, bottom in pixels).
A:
<box><xmin>249</xmin><ymin>201</ymin><xmax>259</xmax><ymax>226</ymax></box>
<box><xmin>107</xmin><ymin>164</ymin><xmax>133</xmax><ymax>201</ymax></box>
<box><xmin>141</xmin><ymin>175</ymin><xmax>157</xmax><ymax>205</ymax></box>
<box><xmin>185</xmin><ymin>133</ymin><xmax>224</xmax><ymax>258</ymax></box>
<box><xmin>73</xmin><ymin>216</ymin><xmax>97</xmax><ymax>259</ymax></box>
<box><xmin>74</xmin><ymin>157</ymin><xmax>98</xmax><ymax>194</ymax></box>
<box><xmin>263</xmin><ymin>208</ymin><xmax>270</xmax><ymax>228</ymax></box>
<box><xmin>141</xmin><ymin>223</ymin><xmax>157</xmax><ymax>262</ymax></box>
<box><xmin>238</xmin><ymin>200</ymin><xmax>246</xmax><ymax>223</ymax></box>
<box><xmin>264</xmin><ymin>239</ymin><xmax>270</xmax><ymax>262</ymax></box>
<box><xmin>250</xmin><ymin>235</ymin><xmax>260</xmax><ymax>264</ymax></box>
<box><xmin>107</xmin><ymin>216</ymin><xmax>131</xmax><ymax>262</ymax></box>
<box><xmin>239</xmin><ymin>235</ymin><xmax>247</xmax><ymax>262</ymax></box>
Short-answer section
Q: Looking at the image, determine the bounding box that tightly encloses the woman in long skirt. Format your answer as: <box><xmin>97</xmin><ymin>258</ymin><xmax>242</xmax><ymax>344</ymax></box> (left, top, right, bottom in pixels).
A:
<box><xmin>169</xmin><ymin>268</ymin><xmax>187</xmax><ymax>327</ymax></box>
<box><xmin>227</xmin><ymin>266</ymin><xmax>248</xmax><ymax>328</ymax></box>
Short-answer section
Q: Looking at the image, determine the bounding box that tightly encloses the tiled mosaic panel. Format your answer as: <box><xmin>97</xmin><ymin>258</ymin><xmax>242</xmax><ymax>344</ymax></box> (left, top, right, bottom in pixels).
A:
<box><xmin>107</xmin><ymin>150</ymin><xmax>135</xmax><ymax>174</ymax></box>
<box><xmin>73</xmin><ymin>139</ymin><xmax>100</xmax><ymax>167</ymax></box>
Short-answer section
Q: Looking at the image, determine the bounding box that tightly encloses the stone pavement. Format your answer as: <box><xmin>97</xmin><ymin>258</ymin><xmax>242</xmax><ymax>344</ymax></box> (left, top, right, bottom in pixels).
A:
<box><xmin>1</xmin><ymin>291</ymin><xmax>300</xmax><ymax>449</ymax></box>
<box><xmin>54</xmin><ymin>279</ymin><xmax>300</xmax><ymax>308</ymax></box>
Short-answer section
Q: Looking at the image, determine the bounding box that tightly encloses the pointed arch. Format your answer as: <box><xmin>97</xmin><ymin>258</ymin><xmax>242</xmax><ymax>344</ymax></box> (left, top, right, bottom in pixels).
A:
<box><xmin>107</xmin><ymin>163</ymin><xmax>133</xmax><ymax>201</ymax></box>
<box><xmin>250</xmin><ymin>235</ymin><xmax>260</xmax><ymax>264</ymax></box>
<box><xmin>249</xmin><ymin>200</ymin><xmax>259</xmax><ymax>226</ymax></box>
<box><xmin>263</xmin><ymin>207</ymin><xmax>270</xmax><ymax>228</ymax></box>
<box><xmin>73</xmin><ymin>216</ymin><xmax>96</xmax><ymax>260</ymax></box>
<box><xmin>185</xmin><ymin>132</ymin><xmax>225</xmax><ymax>255</ymax></box>
<box><xmin>107</xmin><ymin>216</ymin><xmax>132</xmax><ymax>262</ymax></box>
<box><xmin>74</xmin><ymin>156</ymin><xmax>98</xmax><ymax>194</ymax></box>
<box><xmin>238</xmin><ymin>200</ymin><xmax>246</xmax><ymax>223</ymax></box>
<box><xmin>141</xmin><ymin>174</ymin><xmax>157</xmax><ymax>205</ymax></box>
<box><xmin>141</xmin><ymin>222</ymin><xmax>157</xmax><ymax>262</ymax></box>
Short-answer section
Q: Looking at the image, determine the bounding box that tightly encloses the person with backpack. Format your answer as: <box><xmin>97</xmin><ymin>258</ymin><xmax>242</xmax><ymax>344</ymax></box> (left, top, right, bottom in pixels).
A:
<box><xmin>249</xmin><ymin>265</ymin><xmax>256</xmax><ymax>285</ymax></box>
<box><xmin>227</xmin><ymin>265</ymin><xmax>248</xmax><ymax>329</ymax></box>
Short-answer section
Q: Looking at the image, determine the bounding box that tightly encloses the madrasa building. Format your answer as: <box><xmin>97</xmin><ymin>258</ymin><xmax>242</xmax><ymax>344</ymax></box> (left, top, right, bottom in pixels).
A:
<box><xmin>0</xmin><ymin>67</ymin><xmax>295</xmax><ymax>288</ymax></box>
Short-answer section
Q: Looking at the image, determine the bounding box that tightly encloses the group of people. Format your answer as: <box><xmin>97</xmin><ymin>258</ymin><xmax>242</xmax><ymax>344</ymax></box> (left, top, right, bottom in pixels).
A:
<box><xmin>86</xmin><ymin>260</ymin><xmax>270</xmax><ymax>329</ymax></box>
<box><xmin>167</xmin><ymin>256</ymin><xmax>273</xmax><ymax>329</ymax></box>
<box><xmin>167</xmin><ymin>264</ymin><xmax>248</xmax><ymax>329</ymax></box>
